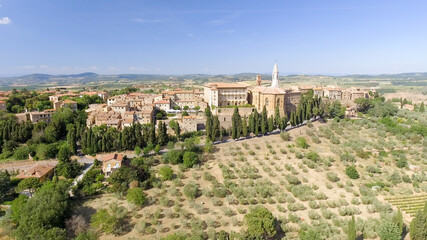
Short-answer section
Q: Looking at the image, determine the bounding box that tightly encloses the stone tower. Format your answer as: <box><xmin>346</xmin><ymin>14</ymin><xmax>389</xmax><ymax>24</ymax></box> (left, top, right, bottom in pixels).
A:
<box><xmin>256</xmin><ymin>75</ymin><xmax>262</xmax><ymax>86</ymax></box>
<box><xmin>271</xmin><ymin>63</ymin><xmax>279</xmax><ymax>88</ymax></box>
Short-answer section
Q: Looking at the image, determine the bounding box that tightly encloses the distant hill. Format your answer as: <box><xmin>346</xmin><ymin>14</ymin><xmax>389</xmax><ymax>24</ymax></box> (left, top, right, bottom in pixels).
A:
<box><xmin>0</xmin><ymin>72</ymin><xmax>426</xmax><ymax>89</ymax></box>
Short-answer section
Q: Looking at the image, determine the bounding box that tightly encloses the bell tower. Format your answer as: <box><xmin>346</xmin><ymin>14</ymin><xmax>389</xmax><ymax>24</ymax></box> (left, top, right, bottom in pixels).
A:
<box><xmin>271</xmin><ymin>63</ymin><xmax>279</xmax><ymax>88</ymax></box>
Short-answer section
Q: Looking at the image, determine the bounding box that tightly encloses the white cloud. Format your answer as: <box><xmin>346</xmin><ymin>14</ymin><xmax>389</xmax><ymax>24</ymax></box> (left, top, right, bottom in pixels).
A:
<box><xmin>0</xmin><ymin>17</ymin><xmax>11</xmax><ymax>25</ymax></box>
<box><xmin>131</xmin><ymin>18</ymin><xmax>163</xmax><ymax>23</ymax></box>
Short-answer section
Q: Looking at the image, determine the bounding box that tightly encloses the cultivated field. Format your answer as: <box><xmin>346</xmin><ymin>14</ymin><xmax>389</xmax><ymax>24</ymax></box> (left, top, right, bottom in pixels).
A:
<box><xmin>73</xmin><ymin>114</ymin><xmax>427</xmax><ymax>239</ymax></box>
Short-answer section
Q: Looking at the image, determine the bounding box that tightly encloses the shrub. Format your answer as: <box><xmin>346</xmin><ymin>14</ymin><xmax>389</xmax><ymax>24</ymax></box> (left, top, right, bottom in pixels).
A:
<box><xmin>295</xmin><ymin>137</ymin><xmax>309</xmax><ymax>149</ymax></box>
<box><xmin>126</xmin><ymin>188</ymin><xmax>146</xmax><ymax>206</ymax></box>
<box><xmin>183</xmin><ymin>151</ymin><xmax>199</xmax><ymax>168</ymax></box>
<box><xmin>183</xmin><ymin>182</ymin><xmax>199</xmax><ymax>199</ymax></box>
<box><xmin>340</xmin><ymin>152</ymin><xmax>355</xmax><ymax>163</ymax></box>
<box><xmin>158</xmin><ymin>166</ymin><xmax>173</xmax><ymax>181</ymax></box>
<box><xmin>244</xmin><ymin>206</ymin><xmax>276</xmax><ymax>238</ymax></box>
<box><xmin>378</xmin><ymin>221</ymin><xmax>401</xmax><ymax>240</ymax></box>
<box><xmin>306</xmin><ymin>151</ymin><xmax>320</xmax><ymax>162</ymax></box>
<box><xmin>396</xmin><ymin>157</ymin><xmax>408</xmax><ymax>168</ymax></box>
<box><xmin>308</xmin><ymin>210</ymin><xmax>321</xmax><ymax>220</ymax></box>
<box><xmin>326</xmin><ymin>172</ymin><xmax>340</xmax><ymax>182</ymax></box>
<box><xmin>280</xmin><ymin>132</ymin><xmax>291</xmax><ymax>141</ymax></box>
<box><xmin>345</xmin><ymin>166</ymin><xmax>359</xmax><ymax>179</ymax></box>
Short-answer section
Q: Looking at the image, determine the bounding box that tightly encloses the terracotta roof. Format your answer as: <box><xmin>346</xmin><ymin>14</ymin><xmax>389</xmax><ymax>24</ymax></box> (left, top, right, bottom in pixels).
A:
<box><xmin>0</xmin><ymin>101</ymin><xmax>5</xmax><ymax>103</ymax></box>
<box><xmin>205</xmin><ymin>82</ymin><xmax>247</xmax><ymax>89</ymax></box>
<box><xmin>16</xmin><ymin>163</ymin><xmax>57</xmax><ymax>179</ymax></box>
<box><xmin>252</xmin><ymin>86</ymin><xmax>287</xmax><ymax>94</ymax></box>
<box><xmin>101</xmin><ymin>153</ymin><xmax>124</xmax><ymax>162</ymax></box>
<box><xmin>183</xmin><ymin>116</ymin><xmax>197</xmax><ymax>119</ymax></box>
<box><xmin>154</xmin><ymin>100</ymin><xmax>170</xmax><ymax>104</ymax></box>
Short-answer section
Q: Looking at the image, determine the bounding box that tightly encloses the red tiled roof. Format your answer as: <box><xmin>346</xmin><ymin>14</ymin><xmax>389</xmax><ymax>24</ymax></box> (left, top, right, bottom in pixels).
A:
<box><xmin>101</xmin><ymin>153</ymin><xmax>124</xmax><ymax>162</ymax></box>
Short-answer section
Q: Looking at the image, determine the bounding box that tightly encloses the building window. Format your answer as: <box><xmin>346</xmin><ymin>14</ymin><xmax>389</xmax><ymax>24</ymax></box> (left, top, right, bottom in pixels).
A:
<box><xmin>265</xmin><ymin>98</ymin><xmax>269</xmax><ymax>107</ymax></box>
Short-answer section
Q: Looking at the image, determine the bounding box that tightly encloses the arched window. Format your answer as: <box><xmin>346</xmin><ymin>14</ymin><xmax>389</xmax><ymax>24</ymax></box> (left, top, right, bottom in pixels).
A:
<box><xmin>265</xmin><ymin>98</ymin><xmax>269</xmax><ymax>107</ymax></box>
<box><xmin>276</xmin><ymin>98</ymin><xmax>280</xmax><ymax>107</ymax></box>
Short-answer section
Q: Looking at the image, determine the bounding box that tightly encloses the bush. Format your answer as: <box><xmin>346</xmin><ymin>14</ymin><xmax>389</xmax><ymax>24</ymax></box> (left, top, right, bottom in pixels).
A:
<box><xmin>306</xmin><ymin>151</ymin><xmax>320</xmax><ymax>162</ymax></box>
<box><xmin>158</xmin><ymin>166</ymin><xmax>173</xmax><ymax>181</ymax></box>
<box><xmin>244</xmin><ymin>206</ymin><xmax>276</xmax><ymax>238</ymax></box>
<box><xmin>126</xmin><ymin>188</ymin><xmax>146</xmax><ymax>206</ymax></box>
<box><xmin>345</xmin><ymin>166</ymin><xmax>359</xmax><ymax>179</ymax></box>
<box><xmin>326</xmin><ymin>172</ymin><xmax>340</xmax><ymax>182</ymax></box>
<box><xmin>280</xmin><ymin>132</ymin><xmax>291</xmax><ymax>141</ymax></box>
<box><xmin>378</xmin><ymin>221</ymin><xmax>401</xmax><ymax>240</ymax></box>
<box><xmin>295</xmin><ymin>137</ymin><xmax>309</xmax><ymax>149</ymax></box>
<box><xmin>396</xmin><ymin>157</ymin><xmax>408</xmax><ymax>168</ymax></box>
<box><xmin>340</xmin><ymin>152</ymin><xmax>355</xmax><ymax>163</ymax></box>
<box><xmin>183</xmin><ymin>151</ymin><xmax>199</xmax><ymax>168</ymax></box>
<box><xmin>183</xmin><ymin>182</ymin><xmax>199</xmax><ymax>199</ymax></box>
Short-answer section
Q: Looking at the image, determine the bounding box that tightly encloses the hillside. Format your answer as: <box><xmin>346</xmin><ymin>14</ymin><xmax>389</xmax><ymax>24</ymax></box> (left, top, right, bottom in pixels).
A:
<box><xmin>72</xmin><ymin>110</ymin><xmax>427</xmax><ymax>239</ymax></box>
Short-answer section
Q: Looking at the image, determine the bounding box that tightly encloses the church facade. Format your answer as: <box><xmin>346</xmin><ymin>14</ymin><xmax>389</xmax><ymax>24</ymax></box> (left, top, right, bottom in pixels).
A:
<box><xmin>249</xmin><ymin>63</ymin><xmax>301</xmax><ymax>117</ymax></box>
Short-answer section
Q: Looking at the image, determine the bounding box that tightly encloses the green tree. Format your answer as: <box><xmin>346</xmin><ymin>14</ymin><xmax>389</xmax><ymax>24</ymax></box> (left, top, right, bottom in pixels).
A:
<box><xmin>242</xmin><ymin>116</ymin><xmax>248</xmax><ymax>137</ymax></box>
<box><xmin>295</xmin><ymin>137</ymin><xmax>309</xmax><ymax>149</ymax></box>
<box><xmin>183</xmin><ymin>182</ymin><xmax>199</xmax><ymax>199</ymax></box>
<box><xmin>15</xmin><ymin>177</ymin><xmax>42</xmax><ymax>197</ymax></box>
<box><xmin>13</xmin><ymin>180</ymin><xmax>70</xmax><ymax>240</ymax></box>
<box><xmin>392</xmin><ymin>209</ymin><xmax>404</xmax><ymax>235</ymax></box>
<box><xmin>345</xmin><ymin>166</ymin><xmax>360</xmax><ymax>179</ymax></box>
<box><xmin>126</xmin><ymin>188</ymin><xmax>146</xmax><ymax>206</ymax></box>
<box><xmin>300</xmin><ymin>228</ymin><xmax>322</xmax><ymax>240</ymax></box>
<box><xmin>261</xmin><ymin>106</ymin><xmax>267</xmax><ymax>134</ymax></box>
<box><xmin>274</xmin><ymin>105</ymin><xmax>281</xmax><ymax>128</ymax></box>
<box><xmin>244</xmin><ymin>206</ymin><xmax>276</xmax><ymax>238</ymax></box>
<box><xmin>348</xmin><ymin>215</ymin><xmax>356</xmax><ymax>240</ymax></box>
<box><xmin>420</xmin><ymin>102</ymin><xmax>425</xmax><ymax>113</ymax></box>
<box><xmin>0</xmin><ymin>170</ymin><xmax>11</xmax><ymax>202</ymax></box>
<box><xmin>205</xmin><ymin>108</ymin><xmax>213</xmax><ymax>141</ymax></box>
<box><xmin>268</xmin><ymin>117</ymin><xmax>274</xmax><ymax>133</ymax></box>
<box><xmin>183</xmin><ymin>151</ymin><xmax>199</xmax><ymax>168</ymax></box>
<box><xmin>91</xmin><ymin>203</ymin><xmax>128</xmax><ymax>236</ymax></box>
<box><xmin>410</xmin><ymin>204</ymin><xmax>427</xmax><ymax>240</ymax></box>
<box><xmin>378</xmin><ymin>221</ymin><xmax>400</xmax><ymax>240</ymax></box>
<box><xmin>158</xmin><ymin>166</ymin><xmax>173</xmax><ymax>181</ymax></box>
<box><xmin>212</xmin><ymin>115</ymin><xmax>220</xmax><ymax>141</ymax></box>
<box><xmin>231</xmin><ymin>107</ymin><xmax>242</xmax><ymax>139</ymax></box>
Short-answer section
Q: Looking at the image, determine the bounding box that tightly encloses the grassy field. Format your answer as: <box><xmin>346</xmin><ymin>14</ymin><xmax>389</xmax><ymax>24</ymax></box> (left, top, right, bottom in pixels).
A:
<box><xmin>72</xmin><ymin>112</ymin><xmax>427</xmax><ymax>239</ymax></box>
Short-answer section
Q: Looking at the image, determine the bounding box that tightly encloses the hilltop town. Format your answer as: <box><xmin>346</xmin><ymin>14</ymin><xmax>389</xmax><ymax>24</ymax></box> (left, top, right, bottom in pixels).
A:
<box><xmin>0</xmin><ymin>64</ymin><xmax>426</xmax><ymax>240</ymax></box>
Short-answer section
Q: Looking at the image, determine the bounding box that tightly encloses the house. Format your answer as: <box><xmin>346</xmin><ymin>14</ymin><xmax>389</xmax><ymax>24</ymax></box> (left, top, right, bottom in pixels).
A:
<box><xmin>54</xmin><ymin>99</ymin><xmax>78</xmax><ymax>111</ymax></box>
<box><xmin>153</xmin><ymin>100</ymin><xmax>171</xmax><ymax>111</ymax></box>
<box><xmin>16</xmin><ymin>162</ymin><xmax>57</xmax><ymax>182</ymax></box>
<box><xmin>102</xmin><ymin>153</ymin><xmax>125</xmax><ymax>177</ymax></box>
<box><xmin>0</xmin><ymin>100</ymin><xmax>6</xmax><ymax>111</ymax></box>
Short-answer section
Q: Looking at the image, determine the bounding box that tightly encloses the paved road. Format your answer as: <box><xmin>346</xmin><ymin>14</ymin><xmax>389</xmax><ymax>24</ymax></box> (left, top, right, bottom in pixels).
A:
<box><xmin>69</xmin><ymin>161</ymin><xmax>95</xmax><ymax>197</ymax></box>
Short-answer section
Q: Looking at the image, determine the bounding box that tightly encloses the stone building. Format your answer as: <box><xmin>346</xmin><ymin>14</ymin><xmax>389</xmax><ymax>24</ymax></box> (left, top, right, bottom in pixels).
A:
<box><xmin>0</xmin><ymin>100</ymin><xmax>6</xmax><ymax>111</ymax></box>
<box><xmin>249</xmin><ymin>63</ymin><xmax>301</xmax><ymax>117</ymax></box>
<box><xmin>204</xmin><ymin>83</ymin><xmax>248</xmax><ymax>108</ymax></box>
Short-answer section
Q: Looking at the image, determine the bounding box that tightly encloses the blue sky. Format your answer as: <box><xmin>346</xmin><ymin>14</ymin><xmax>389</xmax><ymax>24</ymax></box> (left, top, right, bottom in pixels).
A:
<box><xmin>0</xmin><ymin>0</ymin><xmax>427</xmax><ymax>76</ymax></box>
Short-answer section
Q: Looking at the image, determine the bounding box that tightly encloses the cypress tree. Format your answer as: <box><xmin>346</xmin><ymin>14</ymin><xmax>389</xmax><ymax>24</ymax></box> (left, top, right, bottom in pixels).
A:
<box><xmin>254</xmin><ymin>109</ymin><xmax>259</xmax><ymax>136</ymax></box>
<box><xmin>290</xmin><ymin>112</ymin><xmax>295</xmax><ymax>127</ymax></box>
<box><xmin>231</xmin><ymin>107</ymin><xmax>242</xmax><ymax>139</ymax></box>
<box><xmin>274</xmin><ymin>105</ymin><xmax>280</xmax><ymax>129</ymax></box>
<box><xmin>242</xmin><ymin>116</ymin><xmax>248</xmax><ymax>137</ymax></box>
<box><xmin>410</xmin><ymin>209</ymin><xmax>427</xmax><ymax>240</ymax></box>
<box><xmin>205</xmin><ymin>107</ymin><xmax>213</xmax><ymax>140</ymax></box>
<box><xmin>348</xmin><ymin>215</ymin><xmax>356</xmax><ymax>240</ymax></box>
<box><xmin>420</xmin><ymin>102</ymin><xmax>425</xmax><ymax>113</ymax></box>
<box><xmin>149</xmin><ymin>123</ymin><xmax>156</xmax><ymax>145</ymax></box>
<box><xmin>248</xmin><ymin>113</ymin><xmax>254</xmax><ymax>134</ymax></box>
<box><xmin>392</xmin><ymin>209</ymin><xmax>404</xmax><ymax>235</ymax></box>
<box><xmin>268</xmin><ymin>117</ymin><xmax>274</xmax><ymax>133</ymax></box>
<box><xmin>212</xmin><ymin>115</ymin><xmax>220</xmax><ymax>141</ymax></box>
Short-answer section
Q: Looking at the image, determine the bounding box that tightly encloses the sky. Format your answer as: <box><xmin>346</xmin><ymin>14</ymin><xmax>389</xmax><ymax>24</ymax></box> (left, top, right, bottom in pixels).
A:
<box><xmin>0</xmin><ymin>0</ymin><xmax>427</xmax><ymax>76</ymax></box>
